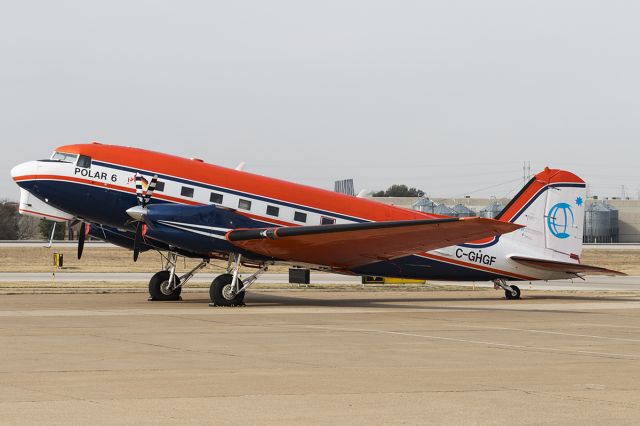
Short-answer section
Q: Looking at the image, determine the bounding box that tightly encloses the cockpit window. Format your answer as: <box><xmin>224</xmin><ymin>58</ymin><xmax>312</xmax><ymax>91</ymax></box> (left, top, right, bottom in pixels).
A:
<box><xmin>77</xmin><ymin>155</ymin><xmax>92</xmax><ymax>168</ymax></box>
<box><xmin>51</xmin><ymin>152</ymin><xmax>78</xmax><ymax>163</ymax></box>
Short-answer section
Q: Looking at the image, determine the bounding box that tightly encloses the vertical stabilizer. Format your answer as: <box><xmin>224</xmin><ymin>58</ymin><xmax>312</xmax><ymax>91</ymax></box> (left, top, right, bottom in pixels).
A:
<box><xmin>497</xmin><ymin>168</ymin><xmax>586</xmax><ymax>259</ymax></box>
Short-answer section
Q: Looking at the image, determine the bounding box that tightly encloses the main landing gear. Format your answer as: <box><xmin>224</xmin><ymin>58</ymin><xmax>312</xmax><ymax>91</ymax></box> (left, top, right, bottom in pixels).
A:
<box><xmin>148</xmin><ymin>252</ymin><xmax>209</xmax><ymax>301</ymax></box>
<box><xmin>147</xmin><ymin>252</ymin><xmax>268</xmax><ymax>306</ymax></box>
<box><xmin>209</xmin><ymin>254</ymin><xmax>269</xmax><ymax>307</ymax></box>
<box><xmin>493</xmin><ymin>278</ymin><xmax>521</xmax><ymax>300</ymax></box>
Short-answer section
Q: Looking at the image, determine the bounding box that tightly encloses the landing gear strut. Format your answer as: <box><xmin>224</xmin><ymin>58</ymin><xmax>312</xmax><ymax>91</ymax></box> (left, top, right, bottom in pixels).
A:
<box><xmin>493</xmin><ymin>278</ymin><xmax>521</xmax><ymax>300</ymax></box>
<box><xmin>148</xmin><ymin>252</ymin><xmax>209</xmax><ymax>301</ymax></box>
<box><xmin>209</xmin><ymin>254</ymin><xmax>269</xmax><ymax>307</ymax></box>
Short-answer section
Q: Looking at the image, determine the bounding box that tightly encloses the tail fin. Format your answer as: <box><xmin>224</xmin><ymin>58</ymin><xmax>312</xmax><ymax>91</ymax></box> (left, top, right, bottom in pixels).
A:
<box><xmin>497</xmin><ymin>168</ymin><xmax>586</xmax><ymax>259</ymax></box>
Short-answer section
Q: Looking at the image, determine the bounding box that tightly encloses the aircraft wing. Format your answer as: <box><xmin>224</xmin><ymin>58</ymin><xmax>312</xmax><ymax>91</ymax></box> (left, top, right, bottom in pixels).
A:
<box><xmin>226</xmin><ymin>217</ymin><xmax>522</xmax><ymax>269</ymax></box>
<box><xmin>509</xmin><ymin>256</ymin><xmax>626</xmax><ymax>276</ymax></box>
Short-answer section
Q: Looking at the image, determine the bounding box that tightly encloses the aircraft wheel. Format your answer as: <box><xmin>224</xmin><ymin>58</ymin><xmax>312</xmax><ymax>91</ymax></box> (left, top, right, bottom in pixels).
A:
<box><xmin>505</xmin><ymin>285</ymin><xmax>521</xmax><ymax>300</ymax></box>
<box><xmin>149</xmin><ymin>271</ymin><xmax>182</xmax><ymax>301</ymax></box>
<box><xmin>210</xmin><ymin>273</ymin><xmax>245</xmax><ymax>306</ymax></box>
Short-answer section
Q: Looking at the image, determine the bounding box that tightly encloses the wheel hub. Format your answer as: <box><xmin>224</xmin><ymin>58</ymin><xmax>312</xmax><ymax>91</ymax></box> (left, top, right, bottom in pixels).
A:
<box><xmin>160</xmin><ymin>280</ymin><xmax>173</xmax><ymax>295</ymax></box>
<box><xmin>222</xmin><ymin>284</ymin><xmax>236</xmax><ymax>300</ymax></box>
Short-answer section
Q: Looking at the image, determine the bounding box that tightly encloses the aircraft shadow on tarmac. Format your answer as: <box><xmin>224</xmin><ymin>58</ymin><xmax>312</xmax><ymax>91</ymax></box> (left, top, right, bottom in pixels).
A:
<box><xmin>177</xmin><ymin>292</ymin><xmax>640</xmax><ymax>311</ymax></box>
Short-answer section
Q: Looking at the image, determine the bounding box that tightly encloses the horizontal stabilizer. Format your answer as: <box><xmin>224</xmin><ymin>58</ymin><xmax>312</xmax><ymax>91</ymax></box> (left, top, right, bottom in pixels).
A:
<box><xmin>227</xmin><ymin>217</ymin><xmax>522</xmax><ymax>269</ymax></box>
<box><xmin>510</xmin><ymin>256</ymin><xmax>625</xmax><ymax>276</ymax></box>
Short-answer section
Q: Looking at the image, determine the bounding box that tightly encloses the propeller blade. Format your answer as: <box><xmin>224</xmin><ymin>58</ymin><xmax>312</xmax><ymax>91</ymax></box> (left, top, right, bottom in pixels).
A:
<box><xmin>77</xmin><ymin>222</ymin><xmax>88</xmax><ymax>260</ymax></box>
<box><xmin>135</xmin><ymin>173</ymin><xmax>144</xmax><ymax>205</ymax></box>
<box><xmin>142</xmin><ymin>175</ymin><xmax>158</xmax><ymax>206</ymax></box>
<box><xmin>135</xmin><ymin>173</ymin><xmax>158</xmax><ymax>207</ymax></box>
<box><xmin>133</xmin><ymin>222</ymin><xmax>144</xmax><ymax>262</ymax></box>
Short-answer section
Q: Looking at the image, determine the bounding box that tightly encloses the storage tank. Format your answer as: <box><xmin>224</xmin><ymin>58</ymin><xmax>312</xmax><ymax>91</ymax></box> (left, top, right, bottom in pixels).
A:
<box><xmin>584</xmin><ymin>202</ymin><xmax>612</xmax><ymax>243</ymax></box>
<box><xmin>480</xmin><ymin>201</ymin><xmax>505</xmax><ymax>219</ymax></box>
<box><xmin>452</xmin><ymin>203</ymin><xmax>476</xmax><ymax>218</ymax></box>
<box><xmin>605</xmin><ymin>202</ymin><xmax>619</xmax><ymax>243</ymax></box>
<box><xmin>432</xmin><ymin>204</ymin><xmax>457</xmax><ymax>217</ymax></box>
<box><xmin>412</xmin><ymin>197</ymin><xmax>438</xmax><ymax>213</ymax></box>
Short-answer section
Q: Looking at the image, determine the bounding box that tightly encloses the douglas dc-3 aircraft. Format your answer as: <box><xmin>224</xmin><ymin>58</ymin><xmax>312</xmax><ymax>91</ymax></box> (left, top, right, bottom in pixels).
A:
<box><xmin>10</xmin><ymin>143</ymin><xmax>622</xmax><ymax>305</ymax></box>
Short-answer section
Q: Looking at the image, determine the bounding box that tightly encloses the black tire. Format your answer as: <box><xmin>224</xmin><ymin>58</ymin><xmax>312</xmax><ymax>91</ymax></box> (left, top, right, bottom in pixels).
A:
<box><xmin>210</xmin><ymin>273</ymin><xmax>245</xmax><ymax>306</ymax></box>
<box><xmin>505</xmin><ymin>284</ymin><xmax>521</xmax><ymax>300</ymax></box>
<box><xmin>149</xmin><ymin>271</ymin><xmax>182</xmax><ymax>301</ymax></box>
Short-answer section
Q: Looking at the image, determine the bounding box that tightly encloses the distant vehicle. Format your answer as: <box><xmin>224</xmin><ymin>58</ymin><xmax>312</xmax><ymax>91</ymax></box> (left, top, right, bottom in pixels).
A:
<box><xmin>10</xmin><ymin>143</ymin><xmax>622</xmax><ymax>305</ymax></box>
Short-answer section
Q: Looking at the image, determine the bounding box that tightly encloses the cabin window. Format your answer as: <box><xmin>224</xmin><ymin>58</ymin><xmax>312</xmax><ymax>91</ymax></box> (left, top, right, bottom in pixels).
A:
<box><xmin>154</xmin><ymin>181</ymin><xmax>165</xmax><ymax>192</ymax></box>
<box><xmin>76</xmin><ymin>155</ymin><xmax>92</xmax><ymax>168</ymax></box>
<box><xmin>294</xmin><ymin>211</ymin><xmax>307</xmax><ymax>223</ymax></box>
<box><xmin>321</xmin><ymin>216</ymin><xmax>336</xmax><ymax>225</ymax></box>
<box><xmin>210</xmin><ymin>192</ymin><xmax>223</xmax><ymax>204</ymax></box>
<box><xmin>181</xmin><ymin>186</ymin><xmax>194</xmax><ymax>198</ymax></box>
<box><xmin>51</xmin><ymin>152</ymin><xmax>78</xmax><ymax>163</ymax></box>
<box><xmin>238</xmin><ymin>199</ymin><xmax>252</xmax><ymax>210</ymax></box>
<box><xmin>266</xmin><ymin>205</ymin><xmax>279</xmax><ymax>217</ymax></box>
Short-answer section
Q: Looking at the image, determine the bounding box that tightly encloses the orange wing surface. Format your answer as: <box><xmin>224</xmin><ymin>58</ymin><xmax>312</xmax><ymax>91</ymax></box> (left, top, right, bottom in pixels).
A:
<box><xmin>227</xmin><ymin>217</ymin><xmax>522</xmax><ymax>269</ymax></box>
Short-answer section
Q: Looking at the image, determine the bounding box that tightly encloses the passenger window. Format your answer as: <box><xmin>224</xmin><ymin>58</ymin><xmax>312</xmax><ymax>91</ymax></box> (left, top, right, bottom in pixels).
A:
<box><xmin>266</xmin><ymin>205</ymin><xmax>279</xmax><ymax>217</ymax></box>
<box><xmin>181</xmin><ymin>186</ymin><xmax>194</xmax><ymax>198</ymax></box>
<box><xmin>210</xmin><ymin>192</ymin><xmax>223</xmax><ymax>204</ymax></box>
<box><xmin>155</xmin><ymin>181</ymin><xmax>165</xmax><ymax>192</ymax></box>
<box><xmin>321</xmin><ymin>216</ymin><xmax>336</xmax><ymax>225</ymax></box>
<box><xmin>238</xmin><ymin>199</ymin><xmax>252</xmax><ymax>210</ymax></box>
<box><xmin>294</xmin><ymin>211</ymin><xmax>307</xmax><ymax>223</ymax></box>
<box><xmin>77</xmin><ymin>155</ymin><xmax>92</xmax><ymax>168</ymax></box>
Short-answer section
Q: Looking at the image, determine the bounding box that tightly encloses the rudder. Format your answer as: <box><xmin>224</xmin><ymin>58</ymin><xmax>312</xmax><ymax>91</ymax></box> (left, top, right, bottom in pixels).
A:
<box><xmin>497</xmin><ymin>168</ymin><xmax>586</xmax><ymax>259</ymax></box>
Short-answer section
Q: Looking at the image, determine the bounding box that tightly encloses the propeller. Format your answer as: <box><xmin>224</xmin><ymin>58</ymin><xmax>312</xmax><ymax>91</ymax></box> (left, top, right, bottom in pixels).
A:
<box><xmin>135</xmin><ymin>173</ymin><xmax>158</xmax><ymax>207</ymax></box>
<box><xmin>129</xmin><ymin>173</ymin><xmax>158</xmax><ymax>262</ymax></box>
<box><xmin>77</xmin><ymin>221</ymin><xmax>89</xmax><ymax>259</ymax></box>
<box><xmin>133</xmin><ymin>222</ymin><xmax>144</xmax><ymax>262</ymax></box>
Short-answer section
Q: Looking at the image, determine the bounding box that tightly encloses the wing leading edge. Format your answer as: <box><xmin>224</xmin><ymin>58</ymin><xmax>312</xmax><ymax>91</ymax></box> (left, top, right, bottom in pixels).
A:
<box><xmin>227</xmin><ymin>217</ymin><xmax>522</xmax><ymax>269</ymax></box>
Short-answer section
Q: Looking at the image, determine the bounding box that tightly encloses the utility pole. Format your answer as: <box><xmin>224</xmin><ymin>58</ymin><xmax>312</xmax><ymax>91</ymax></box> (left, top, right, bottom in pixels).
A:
<box><xmin>523</xmin><ymin>161</ymin><xmax>531</xmax><ymax>185</ymax></box>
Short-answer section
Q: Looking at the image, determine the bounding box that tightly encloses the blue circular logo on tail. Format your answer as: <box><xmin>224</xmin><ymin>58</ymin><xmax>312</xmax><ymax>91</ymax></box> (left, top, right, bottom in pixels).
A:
<box><xmin>547</xmin><ymin>202</ymin><xmax>574</xmax><ymax>239</ymax></box>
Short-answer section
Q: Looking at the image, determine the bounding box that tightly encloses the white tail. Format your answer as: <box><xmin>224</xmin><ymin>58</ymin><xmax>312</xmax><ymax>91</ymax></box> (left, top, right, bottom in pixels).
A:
<box><xmin>497</xmin><ymin>168</ymin><xmax>586</xmax><ymax>260</ymax></box>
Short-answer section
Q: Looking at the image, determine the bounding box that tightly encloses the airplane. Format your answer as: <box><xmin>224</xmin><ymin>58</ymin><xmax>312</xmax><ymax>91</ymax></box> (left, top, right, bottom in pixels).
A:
<box><xmin>10</xmin><ymin>142</ymin><xmax>623</xmax><ymax>305</ymax></box>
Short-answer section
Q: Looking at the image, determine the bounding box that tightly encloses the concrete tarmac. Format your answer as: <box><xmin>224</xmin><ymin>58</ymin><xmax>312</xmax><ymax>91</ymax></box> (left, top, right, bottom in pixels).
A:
<box><xmin>1</xmin><ymin>290</ymin><xmax>640</xmax><ymax>425</ymax></box>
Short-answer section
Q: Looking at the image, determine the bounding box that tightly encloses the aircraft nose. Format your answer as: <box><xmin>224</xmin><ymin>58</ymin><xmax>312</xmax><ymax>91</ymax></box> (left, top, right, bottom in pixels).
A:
<box><xmin>10</xmin><ymin>161</ymin><xmax>38</xmax><ymax>183</ymax></box>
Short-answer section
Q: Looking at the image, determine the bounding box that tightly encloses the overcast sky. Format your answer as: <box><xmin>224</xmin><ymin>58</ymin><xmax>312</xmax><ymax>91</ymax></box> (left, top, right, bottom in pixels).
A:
<box><xmin>1</xmin><ymin>0</ymin><xmax>639</xmax><ymax>201</ymax></box>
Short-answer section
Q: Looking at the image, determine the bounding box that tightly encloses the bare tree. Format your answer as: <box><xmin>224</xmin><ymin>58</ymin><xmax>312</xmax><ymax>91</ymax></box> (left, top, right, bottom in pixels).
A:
<box><xmin>17</xmin><ymin>215</ymin><xmax>41</xmax><ymax>240</ymax></box>
<box><xmin>0</xmin><ymin>201</ymin><xmax>19</xmax><ymax>240</ymax></box>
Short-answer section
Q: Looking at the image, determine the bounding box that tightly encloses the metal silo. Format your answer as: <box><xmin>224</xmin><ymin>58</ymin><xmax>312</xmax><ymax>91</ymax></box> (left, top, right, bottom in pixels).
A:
<box><xmin>432</xmin><ymin>204</ymin><xmax>457</xmax><ymax>217</ymax></box>
<box><xmin>605</xmin><ymin>202</ymin><xmax>619</xmax><ymax>243</ymax></box>
<box><xmin>480</xmin><ymin>201</ymin><xmax>505</xmax><ymax>219</ymax></box>
<box><xmin>412</xmin><ymin>197</ymin><xmax>437</xmax><ymax>213</ymax></box>
<box><xmin>584</xmin><ymin>202</ymin><xmax>612</xmax><ymax>243</ymax></box>
<box><xmin>452</xmin><ymin>203</ymin><xmax>476</xmax><ymax>218</ymax></box>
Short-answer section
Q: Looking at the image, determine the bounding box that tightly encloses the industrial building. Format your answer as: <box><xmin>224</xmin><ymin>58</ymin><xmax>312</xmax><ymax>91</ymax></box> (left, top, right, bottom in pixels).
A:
<box><xmin>368</xmin><ymin>196</ymin><xmax>640</xmax><ymax>243</ymax></box>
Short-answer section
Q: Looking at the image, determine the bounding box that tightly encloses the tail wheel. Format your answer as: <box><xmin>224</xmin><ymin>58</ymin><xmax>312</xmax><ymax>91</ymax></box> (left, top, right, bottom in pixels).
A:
<box><xmin>505</xmin><ymin>285</ymin><xmax>521</xmax><ymax>300</ymax></box>
<box><xmin>210</xmin><ymin>273</ymin><xmax>245</xmax><ymax>306</ymax></box>
<box><xmin>149</xmin><ymin>271</ymin><xmax>182</xmax><ymax>301</ymax></box>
